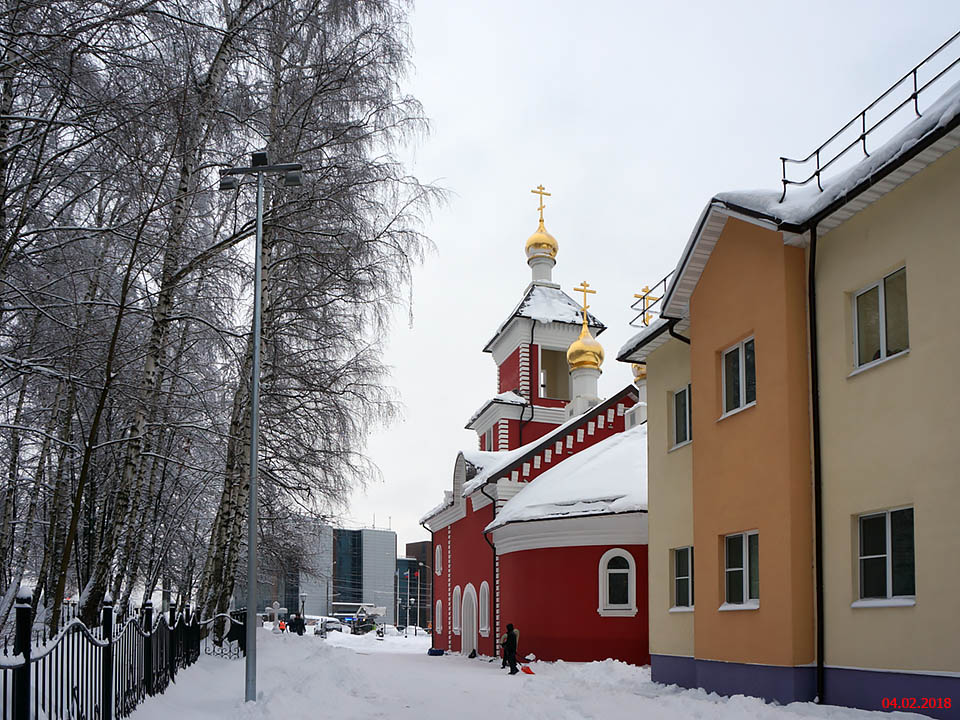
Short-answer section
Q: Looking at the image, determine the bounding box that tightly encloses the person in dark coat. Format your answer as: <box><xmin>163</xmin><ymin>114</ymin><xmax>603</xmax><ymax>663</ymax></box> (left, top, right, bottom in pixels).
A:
<box><xmin>502</xmin><ymin>623</ymin><xmax>518</xmax><ymax>675</ymax></box>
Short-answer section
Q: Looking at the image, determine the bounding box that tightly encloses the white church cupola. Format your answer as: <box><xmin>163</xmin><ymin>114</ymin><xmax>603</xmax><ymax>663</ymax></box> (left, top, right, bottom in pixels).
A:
<box><xmin>525</xmin><ymin>184</ymin><xmax>559</xmax><ymax>287</ymax></box>
<box><xmin>565</xmin><ymin>280</ymin><xmax>604</xmax><ymax>417</ymax></box>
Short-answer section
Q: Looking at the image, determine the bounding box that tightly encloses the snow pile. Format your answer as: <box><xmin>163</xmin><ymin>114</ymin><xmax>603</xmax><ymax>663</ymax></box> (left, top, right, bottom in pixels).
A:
<box><xmin>487</xmin><ymin>423</ymin><xmax>647</xmax><ymax>531</ymax></box>
<box><xmin>130</xmin><ymin>629</ymin><xmax>923</xmax><ymax>720</ymax></box>
<box><xmin>716</xmin><ymin>79</ymin><xmax>960</xmax><ymax>226</ymax></box>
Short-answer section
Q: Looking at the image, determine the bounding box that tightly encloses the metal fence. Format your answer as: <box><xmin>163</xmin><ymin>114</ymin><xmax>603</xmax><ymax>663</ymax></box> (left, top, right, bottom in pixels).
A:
<box><xmin>1</xmin><ymin>589</ymin><xmax>245</xmax><ymax>720</ymax></box>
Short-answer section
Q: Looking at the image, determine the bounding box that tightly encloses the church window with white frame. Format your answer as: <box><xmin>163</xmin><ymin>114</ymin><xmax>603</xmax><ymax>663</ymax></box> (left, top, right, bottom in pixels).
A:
<box><xmin>435</xmin><ymin>545</ymin><xmax>442</xmax><ymax>575</ymax></box>
<box><xmin>597</xmin><ymin>548</ymin><xmax>638</xmax><ymax>617</ymax></box>
<box><xmin>479</xmin><ymin>581</ymin><xmax>490</xmax><ymax>635</ymax></box>
<box><xmin>435</xmin><ymin>600</ymin><xmax>442</xmax><ymax>633</ymax></box>
<box><xmin>452</xmin><ymin>586</ymin><xmax>461</xmax><ymax>634</ymax></box>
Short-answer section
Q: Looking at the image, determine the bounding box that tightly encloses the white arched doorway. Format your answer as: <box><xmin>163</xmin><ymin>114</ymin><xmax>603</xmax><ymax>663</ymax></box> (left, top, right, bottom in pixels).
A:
<box><xmin>461</xmin><ymin>583</ymin><xmax>478</xmax><ymax>656</ymax></box>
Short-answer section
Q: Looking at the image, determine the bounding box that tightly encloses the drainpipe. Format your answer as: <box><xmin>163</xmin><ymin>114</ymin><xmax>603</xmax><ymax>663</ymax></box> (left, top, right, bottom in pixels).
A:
<box><xmin>419</xmin><ymin>520</ymin><xmax>434</xmax><ymax>650</ymax></box>
<box><xmin>807</xmin><ymin>224</ymin><xmax>825</xmax><ymax>703</ymax></box>
<box><xmin>668</xmin><ymin>321</ymin><xmax>690</xmax><ymax>345</ymax></box>
<box><xmin>479</xmin><ymin>483</ymin><xmax>499</xmax><ymax>658</ymax></box>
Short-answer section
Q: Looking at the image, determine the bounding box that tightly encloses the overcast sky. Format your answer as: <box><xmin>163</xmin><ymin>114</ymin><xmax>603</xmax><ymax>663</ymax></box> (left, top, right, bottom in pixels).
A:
<box><xmin>341</xmin><ymin>1</ymin><xmax>960</xmax><ymax>552</ymax></box>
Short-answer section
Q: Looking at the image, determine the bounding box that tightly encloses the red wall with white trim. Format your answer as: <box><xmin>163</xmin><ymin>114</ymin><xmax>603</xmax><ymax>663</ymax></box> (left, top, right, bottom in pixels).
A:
<box><xmin>498</xmin><ymin>543</ymin><xmax>650</xmax><ymax>666</ymax></box>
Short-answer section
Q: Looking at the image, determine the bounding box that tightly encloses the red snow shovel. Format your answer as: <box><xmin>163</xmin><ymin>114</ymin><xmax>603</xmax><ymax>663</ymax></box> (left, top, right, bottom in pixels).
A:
<box><xmin>520</xmin><ymin>665</ymin><xmax>535</xmax><ymax>675</ymax></box>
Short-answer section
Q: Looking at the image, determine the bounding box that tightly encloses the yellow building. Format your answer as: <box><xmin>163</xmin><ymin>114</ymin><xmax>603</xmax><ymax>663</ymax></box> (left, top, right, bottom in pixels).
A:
<box><xmin>619</xmin><ymin>38</ymin><xmax>960</xmax><ymax>717</ymax></box>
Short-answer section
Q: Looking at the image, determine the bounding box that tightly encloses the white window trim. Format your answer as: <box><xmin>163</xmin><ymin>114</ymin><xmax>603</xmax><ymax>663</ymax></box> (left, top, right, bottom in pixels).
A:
<box><xmin>435</xmin><ymin>546</ymin><xmax>442</xmax><ymax>576</ymax></box>
<box><xmin>484</xmin><ymin>426</ymin><xmax>494</xmax><ymax>451</ymax></box>
<box><xmin>847</xmin><ymin>348</ymin><xmax>909</xmax><ymax>378</ymax></box>
<box><xmin>672</xmin><ymin>546</ymin><xmax>693</xmax><ymax>610</ymax></box>
<box><xmin>672</xmin><ymin>384</ymin><xmax>692</xmax><ymax>449</ymax></box>
<box><xmin>852</xmin><ymin>267</ymin><xmax>908</xmax><ymax>369</ymax></box>
<box><xmin>719</xmin><ymin>600</ymin><xmax>760</xmax><ymax>612</ymax></box>
<box><xmin>479</xmin><ymin>581</ymin><xmax>490</xmax><ymax>636</ymax></box>
<box><xmin>452</xmin><ymin>585</ymin><xmax>461</xmax><ymax>634</ymax></box>
<box><xmin>723</xmin><ymin>530</ymin><xmax>759</xmax><ymax>607</ymax></box>
<box><xmin>435</xmin><ymin>600</ymin><xmax>442</xmax><ymax>633</ymax></box>
<box><xmin>857</xmin><ymin>506</ymin><xmax>915</xmax><ymax>603</ymax></box>
<box><xmin>597</xmin><ymin>548</ymin><xmax>638</xmax><ymax>617</ymax></box>
<box><xmin>851</xmin><ymin>598</ymin><xmax>916</xmax><ymax>609</ymax></box>
<box><xmin>720</xmin><ymin>337</ymin><xmax>756</xmax><ymax>419</ymax></box>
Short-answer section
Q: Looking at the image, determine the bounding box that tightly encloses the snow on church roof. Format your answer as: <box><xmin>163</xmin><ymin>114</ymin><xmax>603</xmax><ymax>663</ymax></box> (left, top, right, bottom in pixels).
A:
<box><xmin>486</xmin><ymin>423</ymin><xmax>647</xmax><ymax>532</ymax></box>
<box><xmin>419</xmin><ymin>490</ymin><xmax>453</xmax><ymax>524</ymax></box>
<box><xmin>483</xmin><ymin>284</ymin><xmax>605</xmax><ymax>352</ymax></box>
<box><xmin>465</xmin><ymin>391</ymin><xmax>527</xmax><ymax>428</ymax></box>
<box><xmin>461</xmin><ymin>410</ymin><xmax>587</xmax><ymax>497</ymax></box>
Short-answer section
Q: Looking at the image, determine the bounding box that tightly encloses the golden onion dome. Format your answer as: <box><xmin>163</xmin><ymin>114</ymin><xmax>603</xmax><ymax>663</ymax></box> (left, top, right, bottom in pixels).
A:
<box><xmin>567</xmin><ymin>322</ymin><xmax>605</xmax><ymax>371</ymax></box>
<box><xmin>632</xmin><ymin>363</ymin><xmax>646</xmax><ymax>383</ymax></box>
<box><xmin>525</xmin><ymin>219</ymin><xmax>558</xmax><ymax>260</ymax></box>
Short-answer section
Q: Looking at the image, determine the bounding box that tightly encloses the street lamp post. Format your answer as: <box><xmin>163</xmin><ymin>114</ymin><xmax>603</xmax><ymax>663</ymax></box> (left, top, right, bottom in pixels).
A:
<box><xmin>219</xmin><ymin>152</ymin><xmax>302</xmax><ymax>704</ymax></box>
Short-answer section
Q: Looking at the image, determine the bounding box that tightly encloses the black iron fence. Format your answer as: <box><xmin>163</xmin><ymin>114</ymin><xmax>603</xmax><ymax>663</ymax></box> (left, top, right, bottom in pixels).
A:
<box><xmin>1</xmin><ymin>589</ymin><xmax>245</xmax><ymax>720</ymax></box>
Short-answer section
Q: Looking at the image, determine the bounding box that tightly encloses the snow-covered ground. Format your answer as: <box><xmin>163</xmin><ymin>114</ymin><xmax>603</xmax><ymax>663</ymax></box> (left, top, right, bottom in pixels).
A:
<box><xmin>130</xmin><ymin>629</ymin><xmax>926</xmax><ymax>719</ymax></box>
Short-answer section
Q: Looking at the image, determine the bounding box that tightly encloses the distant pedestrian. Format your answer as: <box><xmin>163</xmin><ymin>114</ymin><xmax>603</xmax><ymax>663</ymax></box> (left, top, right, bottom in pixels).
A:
<box><xmin>502</xmin><ymin>623</ymin><xmax>518</xmax><ymax>675</ymax></box>
<box><xmin>278</xmin><ymin>619</ymin><xmax>286</xmax><ymax>633</ymax></box>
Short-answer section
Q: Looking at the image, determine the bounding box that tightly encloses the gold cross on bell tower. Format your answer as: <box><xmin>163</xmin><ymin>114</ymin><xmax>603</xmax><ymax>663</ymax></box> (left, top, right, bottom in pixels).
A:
<box><xmin>573</xmin><ymin>280</ymin><xmax>596</xmax><ymax>325</ymax></box>
<box><xmin>530</xmin><ymin>184</ymin><xmax>551</xmax><ymax>223</ymax></box>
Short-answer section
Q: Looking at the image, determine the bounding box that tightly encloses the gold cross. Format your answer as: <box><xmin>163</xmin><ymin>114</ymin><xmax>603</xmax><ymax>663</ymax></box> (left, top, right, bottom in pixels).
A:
<box><xmin>574</xmin><ymin>281</ymin><xmax>596</xmax><ymax>320</ymax></box>
<box><xmin>634</xmin><ymin>285</ymin><xmax>661</xmax><ymax>326</ymax></box>
<box><xmin>530</xmin><ymin>184</ymin><xmax>551</xmax><ymax>223</ymax></box>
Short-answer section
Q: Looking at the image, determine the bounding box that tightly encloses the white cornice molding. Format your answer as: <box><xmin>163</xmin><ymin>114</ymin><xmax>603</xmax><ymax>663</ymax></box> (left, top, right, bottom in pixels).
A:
<box><xmin>491</xmin><ymin>512</ymin><xmax>647</xmax><ymax>555</ymax></box>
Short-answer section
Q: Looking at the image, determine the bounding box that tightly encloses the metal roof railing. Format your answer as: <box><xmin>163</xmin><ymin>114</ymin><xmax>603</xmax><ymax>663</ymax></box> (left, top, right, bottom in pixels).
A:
<box><xmin>629</xmin><ymin>271</ymin><xmax>673</xmax><ymax>328</ymax></box>
<box><xmin>780</xmin><ymin>29</ymin><xmax>960</xmax><ymax>202</ymax></box>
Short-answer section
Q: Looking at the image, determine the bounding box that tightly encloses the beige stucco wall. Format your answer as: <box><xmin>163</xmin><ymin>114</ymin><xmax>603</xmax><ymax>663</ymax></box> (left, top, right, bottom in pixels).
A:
<box><xmin>816</xmin><ymin>144</ymin><xmax>960</xmax><ymax>673</ymax></box>
<box><xmin>645</xmin><ymin>338</ymin><xmax>694</xmax><ymax>658</ymax></box>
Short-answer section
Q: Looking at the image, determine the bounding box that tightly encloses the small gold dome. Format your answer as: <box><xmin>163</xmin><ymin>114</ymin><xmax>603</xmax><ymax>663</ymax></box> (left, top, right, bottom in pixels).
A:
<box><xmin>567</xmin><ymin>323</ymin><xmax>604</xmax><ymax>371</ymax></box>
<box><xmin>525</xmin><ymin>219</ymin><xmax>558</xmax><ymax>260</ymax></box>
<box><xmin>632</xmin><ymin>363</ymin><xmax>646</xmax><ymax>383</ymax></box>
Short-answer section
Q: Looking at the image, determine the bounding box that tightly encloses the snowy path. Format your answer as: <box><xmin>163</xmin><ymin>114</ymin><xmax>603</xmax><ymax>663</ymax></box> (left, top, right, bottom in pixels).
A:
<box><xmin>130</xmin><ymin>630</ymin><xmax>925</xmax><ymax>719</ymax></box>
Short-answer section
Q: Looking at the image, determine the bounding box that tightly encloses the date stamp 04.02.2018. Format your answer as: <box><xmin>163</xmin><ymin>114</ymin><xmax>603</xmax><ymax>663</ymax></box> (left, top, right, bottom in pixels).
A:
<box><xmin>881</xmin><ymin>697</ymin><xmax>951</xmax><ymax>711</ymax></box>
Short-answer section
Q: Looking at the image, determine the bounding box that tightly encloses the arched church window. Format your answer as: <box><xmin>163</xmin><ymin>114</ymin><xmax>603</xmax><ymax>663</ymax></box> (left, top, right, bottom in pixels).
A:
<box><xmin>479</xmin><ymin>581</ymin><xmax>490</xmax><ymax>635</ymax></box>
<box><xmin>597</xmin><ymin>548</ymin><xmax>638</xmax><ymax>617</ymax></box>
<box><xmin>452</xmin><ymin>586</ymin><xmax>462</xmax><ymax>634</ymax></box>
<box><xmin>436</xmin><ymin>600</ymin><xmax>442</xmax><ymax>633</ymax></box>
<box><xmin>436</xmin><ymin>545</ymin><xmax>442</xmax><ymax>575</ymax></box>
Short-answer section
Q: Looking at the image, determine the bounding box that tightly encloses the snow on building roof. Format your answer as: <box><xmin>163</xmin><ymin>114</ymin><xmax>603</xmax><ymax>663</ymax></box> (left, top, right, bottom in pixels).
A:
<box><xmin>461</xmin><ymin>410</ymin><xmax>588</xmax><ymax>497</ymax></box>
<box><xmin>460</xmin><ymin>385</ymin><xmax>638</xmax><ymax>498</ymax></box>
<box><xmin>465</xmin><ymin>391</ymin><xmax>527</xmax><ymax>428</ymax></box>
<box><xmin>617</xmin><ymin>317</ymin><xmax>670</xmax><ymax>363</ymax></box>
<box><xmin>418</xmin><ymin>490</ymin><xmax>453</xmax><ymax>525</ymax></box>
<box><xmin>661</xmin><ymin>79</ymin><xmax>960</xmax><ymax>321</ymax></box>
<box><xmin>460</xmin><ymin>448</ymin><xmax>504</xmax><ymax>476</ymax></box>
<box><xmin>484</xmin><ymin>284</ymin><xmax>605</xmax><ymax>352</ymax></box>
<box><xmin>713</xmin><ymin>79</ymin><xmax>960</xmax><ymax>228</ymax></box>
<box><xmin>486</xmin><ymin>423</ymin><xmax>647</xmax><ymax>532</ymax></box>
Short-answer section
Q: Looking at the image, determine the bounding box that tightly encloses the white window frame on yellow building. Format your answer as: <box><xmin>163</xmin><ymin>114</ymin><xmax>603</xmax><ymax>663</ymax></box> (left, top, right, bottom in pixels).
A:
<box><xmin>671</xmin><ymin>384</ymin><xmax>692</xmax><ymax>450</ymax></box>
<box><xmin>851</xmin><ymin>266</ymin><xmax>909</xmax><ymax>372</ymax></box>
<box><xmin>669</xmin><ymin>546</ymin><xmax>694</xmax><ymax>612</ymax></box>
<box><xmin>852</xmin><ymin>505</ymin><xmax>916</xmax><ymax>609</ymax></box>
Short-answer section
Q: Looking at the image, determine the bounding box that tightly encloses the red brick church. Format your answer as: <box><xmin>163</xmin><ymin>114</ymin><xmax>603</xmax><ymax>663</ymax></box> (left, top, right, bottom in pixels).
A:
<box><xmin>421</xmin><ymin>188</ymin><xmax>650</xmax><ymax>665</ymax></box>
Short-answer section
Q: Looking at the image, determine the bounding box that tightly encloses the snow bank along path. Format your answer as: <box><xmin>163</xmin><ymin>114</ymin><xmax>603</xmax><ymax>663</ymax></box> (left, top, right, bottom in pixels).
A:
<box><xmin>129</xmin><ymin>629</ymin><xmax>926</xmax><ymax>720</ymax></box>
